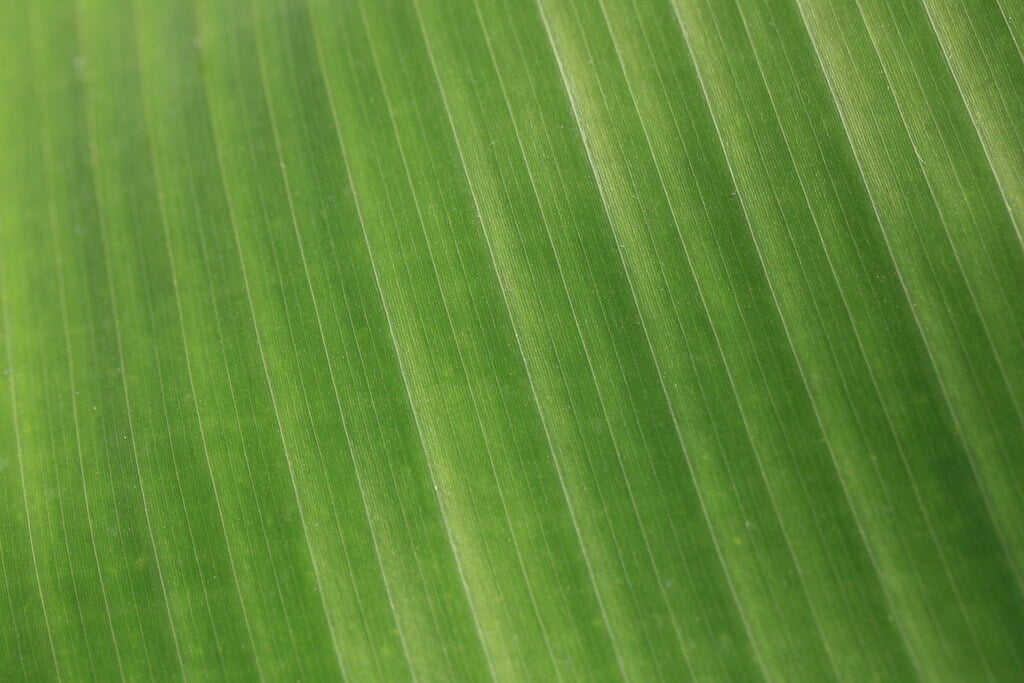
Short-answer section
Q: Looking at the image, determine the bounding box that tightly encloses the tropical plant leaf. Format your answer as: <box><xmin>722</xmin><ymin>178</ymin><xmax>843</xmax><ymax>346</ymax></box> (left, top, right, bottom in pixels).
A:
<box><xmin>1</xmin><ymin>0</ymin><xmax>1022</xmax><ymax>680</ymax></box>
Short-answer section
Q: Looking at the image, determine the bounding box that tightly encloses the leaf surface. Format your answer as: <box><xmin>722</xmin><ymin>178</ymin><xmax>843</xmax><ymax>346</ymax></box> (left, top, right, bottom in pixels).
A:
<box><xmin>1</xmin><ymin>0</ymin><xmax>1022</xmax><ymax>680</ymax></box>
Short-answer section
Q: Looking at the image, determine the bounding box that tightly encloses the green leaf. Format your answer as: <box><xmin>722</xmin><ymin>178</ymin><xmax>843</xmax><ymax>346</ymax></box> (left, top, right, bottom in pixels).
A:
<box><xmin>2</xmin><ymin>0</ymin><xmax>1022</xmax><ymax>679</ymax></box>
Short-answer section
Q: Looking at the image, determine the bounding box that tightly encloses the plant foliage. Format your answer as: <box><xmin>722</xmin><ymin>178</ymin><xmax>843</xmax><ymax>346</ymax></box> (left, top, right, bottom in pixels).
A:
<box><xmin>1</xmin><ymin>0</ymin><xmax>1023</xmax><ymax>680</ymax></box>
